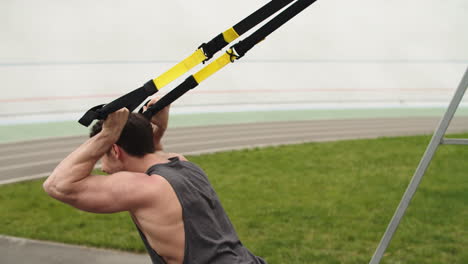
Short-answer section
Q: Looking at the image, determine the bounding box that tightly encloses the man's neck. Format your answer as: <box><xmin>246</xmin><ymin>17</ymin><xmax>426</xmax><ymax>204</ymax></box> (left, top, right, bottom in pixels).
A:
<box><xmin>123</xmin><ymin>152</ymin><xmax>172</xmax><ymax>173</ymax></box>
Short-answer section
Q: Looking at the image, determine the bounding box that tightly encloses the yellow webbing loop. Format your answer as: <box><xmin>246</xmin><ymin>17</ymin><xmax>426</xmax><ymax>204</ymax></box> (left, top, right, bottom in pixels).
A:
<box><xmin>193</xmin><ymin>50</ymin><xmax>234</xmax><ymax>84</ymax></box>
<box><xmin>153</xmin><ymin>49</ymin><xmax>207</xmax><ymax>89</ymax></box>
<box><xmin>222</xmin><ymin>28</ymin><xmax>240</xmax><ymax>43</ymax></box>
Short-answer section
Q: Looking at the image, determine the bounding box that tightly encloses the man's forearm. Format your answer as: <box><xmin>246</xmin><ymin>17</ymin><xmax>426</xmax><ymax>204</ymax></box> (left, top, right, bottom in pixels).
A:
<box><xmin>44</xmin><ymin>132</ymin><xmax>116</xmax><ymax>196</ymax></box>
<box><xmin>153</xmin><ymin>126</ymin><xmax>165</xmax><ymax>151</ymax></box>
<box><xmin>146</xmin><ymin>99</ymin><xmax>170</xmax><ymax>152</ymax></box>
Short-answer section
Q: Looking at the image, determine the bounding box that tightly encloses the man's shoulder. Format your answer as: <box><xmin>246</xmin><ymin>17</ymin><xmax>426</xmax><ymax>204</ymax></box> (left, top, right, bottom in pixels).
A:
<box><xmin>155</xmin><ymin>151</ymin><xmax>188</xmax><ymax>161</ymax></box>
<box><xmin>120</xmin><ymin>172</ymin><xmax>172</xmax><ymax>201</ymax></box>
<box><xmin>109</xmin><ymin>171</ymin><xmax>166</xmax><ymax>191</ymax></box>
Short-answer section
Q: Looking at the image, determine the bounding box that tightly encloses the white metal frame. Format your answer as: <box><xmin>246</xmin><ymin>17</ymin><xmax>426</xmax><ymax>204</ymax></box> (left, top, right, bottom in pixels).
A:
<box><xmin>369</xmin><ymin>67</ymin><xmax>468</xmax><ymax>264</ymax></box>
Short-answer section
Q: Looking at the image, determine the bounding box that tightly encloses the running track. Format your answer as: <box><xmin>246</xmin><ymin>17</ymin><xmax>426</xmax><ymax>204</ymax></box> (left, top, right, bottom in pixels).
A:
<box><xmin>2</xmin><ymin>117</ymin><xmax>468</xmax><ymax>185</ymax></box>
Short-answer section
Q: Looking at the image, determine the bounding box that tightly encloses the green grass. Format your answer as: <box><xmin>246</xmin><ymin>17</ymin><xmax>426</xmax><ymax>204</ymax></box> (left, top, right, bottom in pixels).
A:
<box><xmin>1</xmin><ymin>134</ymin><xmax>467</xmax><ymax>263</ymax></box>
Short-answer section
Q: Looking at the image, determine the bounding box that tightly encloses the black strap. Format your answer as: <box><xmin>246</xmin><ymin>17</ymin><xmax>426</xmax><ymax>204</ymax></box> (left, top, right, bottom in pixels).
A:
<box><xmin>233</xmin><ymin>0</ymin><xmax>317</xmax><ymax>58</ymax></box>
<box><xmin>78</xmin><ymin>1</ymin><xmax>294</xmax><ymax>127</ymax></box>
<box><xmin>142</xmin><ymin>76</ymin><xmax>198</xmax><ymax>119</ymax></box>
<box><xmin>78</xmin><ymin>80</ymin><xmax>157</xmax><ymax>126</ymax></box>
<box><xmin>200</xmin><ymin>0</ymin><xmax>295</xmax><ymax>60</ymax></box>
<box><xmin>142</xmin><ymin>0</ymin><xmax>317</xmax><ymax>119</ymax></box>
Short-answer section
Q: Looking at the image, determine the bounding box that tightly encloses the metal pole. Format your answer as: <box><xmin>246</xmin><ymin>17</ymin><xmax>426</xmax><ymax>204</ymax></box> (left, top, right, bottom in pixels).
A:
<box><xmin>369</xmin><ymin>67</ymin><xmax>468</xmax><ymax>264</ymax></box>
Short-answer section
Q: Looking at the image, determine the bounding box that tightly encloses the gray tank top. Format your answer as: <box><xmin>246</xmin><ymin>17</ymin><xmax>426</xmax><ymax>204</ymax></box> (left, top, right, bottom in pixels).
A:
<box><xmin>134</xmin><ymin>157</ymin><xmax>267</xmax><ymax>264</ymax></box>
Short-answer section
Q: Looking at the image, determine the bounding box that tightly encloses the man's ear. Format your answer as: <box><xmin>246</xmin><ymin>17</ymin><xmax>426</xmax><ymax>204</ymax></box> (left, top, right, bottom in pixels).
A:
<box><xmin>110</xmin><ymin>144</ymin><xmax>121</xmax><ymax>159</ymax></box>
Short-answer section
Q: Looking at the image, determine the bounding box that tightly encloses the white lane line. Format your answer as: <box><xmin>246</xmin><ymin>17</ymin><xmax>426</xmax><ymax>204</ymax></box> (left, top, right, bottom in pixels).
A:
<box><xmin>0</xmin><ymin>127</ymin><xmax>418</xmax><ymax>186</ymax></box>
<box><xmin>0</xmin><ymin>139</ymin><xmax>83</xmax><ymax>153</ymax></box>
<box><xmin>0</xmin><ymin>121</ymin><xmax>426</xmax><ymax>159</ymax></box>
<box><xmin>163</xmin><ymin>122</ymin><xmax>440</xmax><ymax>143</ymax></box>
<box><xmin>0</xmin><ymin>122</ymin><xmax>316</xmax><ymax>152</ymax></box>
<box><xmin>0</xmin><ymin>137</ymin><xmax>86</xmax><ymax>153</ymax></box>
<box><xmin>0</xmin><ymin>121</ymin><xmax>341</xmax><ymax>152</ymax></box>
<box><xmin>0</xmin><ymin>165</ymin><xmax>101</xmax><ymax>186</ymax></box>
<box><xmin>165</xmin><ymin>119</ymin><xmax>439</xmax><ymax>135</ymax></box>
<box><xmin>1</xmin><ymin>117</ymin><xmax>462</xmax><ymax>154</ymax></box>
<box><xmin>0</xmin><ymin>159</ymin><xmax>61</xmax><ymax>173</ymax></box>
<box><xmin>0</xmin><ymin>127</ymin><xmax>333</xmax><ymax>160</ymax></box>
<box><xmin>164</xmin><ymin>126</ymin><xmax>440</xmax><ymax>149</ymax></box>
<box><xmin>0</xmin><ymin>173</ymin><xmax>50</xmax><ymax>185</ymax></box>
<box><xmin>1</xmin><ymin>120</ymin><xmax>464</xmax><ymax>161</ymax></box>
<box><xmin>0</xmin><ymin>148</ymin><xmax>73</xmax><ymax>161</ymax></box>
<box><xmin>2</xmin><ymin>119</ymin><xmax>467</xmax><ymax>185</ymax></box>
<box><xmin>181</xmin><ymin>136</ymin><xmax>373</xmax><ymax>156</ymax></box>
<box><xmin>0</xmin><ymin>134</ymin><xmax>86</xmax><ymax>145</ymax></box>
<box><xmin>0</xmin><ymin>117</ymin><xmax>443</xmax><ymax>150</ymax></box>
<box><xmin>2</xmin><ymin>123</ymin><xmax>467</xmax><ymax>169</ymax></box>
<box><xmin>167</xmin><ymin>118</ymin><xmax>468</xmax><ymax>140</ymax></box>
<box><xmin>0</xmin><ymin>125</ymin><xmax>454</xmax><ymax>173</ymax></box>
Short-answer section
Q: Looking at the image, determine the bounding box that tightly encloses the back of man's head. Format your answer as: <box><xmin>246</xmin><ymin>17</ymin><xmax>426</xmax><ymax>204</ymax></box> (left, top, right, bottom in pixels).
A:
<box><xmin>90</xmin><ymin>113</ymin><xmax>155</xmax><ymax>157</ymax></box>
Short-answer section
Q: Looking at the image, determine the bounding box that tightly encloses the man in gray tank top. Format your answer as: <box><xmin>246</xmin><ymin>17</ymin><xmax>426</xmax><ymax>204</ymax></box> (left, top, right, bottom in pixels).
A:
<box><xmin>43</xmin><ymin>98</ymin><xmax>267</xmax><ymax>264</ymax></box>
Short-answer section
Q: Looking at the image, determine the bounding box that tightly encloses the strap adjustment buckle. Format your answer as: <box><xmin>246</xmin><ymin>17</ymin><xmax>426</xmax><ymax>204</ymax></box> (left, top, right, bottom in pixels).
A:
<box><xmin>198</xmin><ymin>43</ymin><xmax>212</xmax><ymax>64</ymax></box>
<box><xmin>226</xmin><ymin>48</ymin><xmax>240</xmax><ymax>63</ymax></box>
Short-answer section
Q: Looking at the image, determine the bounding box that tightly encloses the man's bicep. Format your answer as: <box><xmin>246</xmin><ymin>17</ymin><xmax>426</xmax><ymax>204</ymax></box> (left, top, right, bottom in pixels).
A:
<box><xmin>70</xmin><ymin>172</ymin><xmax>156</xmax><ymax>214</ymax></box>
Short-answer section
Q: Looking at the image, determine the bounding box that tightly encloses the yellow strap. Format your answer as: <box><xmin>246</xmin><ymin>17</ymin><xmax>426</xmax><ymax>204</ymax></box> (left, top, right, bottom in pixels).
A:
<box><xmin>222</xmin><ymin>28</ymin><xmax>240</xmax><ymax>43</ymax></box>
<box><xmin>193</xmin><ymin>50</ymin><xmax>233</xmax><ymax>84</ymax></box>
<box><xmin>153</xmin><ymin>49</ymin><xmax>207</xmax><ymax>89</ymax></box>
<box><xmin>150</xmin><ymin>28</ymin><xmax>238</xmax><ymax>90</ymax></box>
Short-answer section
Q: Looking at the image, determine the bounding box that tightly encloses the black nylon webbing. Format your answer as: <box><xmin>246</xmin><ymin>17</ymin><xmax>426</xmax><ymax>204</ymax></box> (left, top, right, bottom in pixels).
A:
<box><xmin>78</xmin><ymin>1</ymin><xmax>295</xmax><ymax>127</ymax></box>
<box><xmin>142</xmin><ymin>76</ymin><xmax>198</xmax><ymax>120</ymax></box>
<box><xmin>233</xmin><ymin>0</ymin><xmax>294</xmax><ymax>35</ymax></box>
<box><xmin>142</xmin><ymin>0</ymin><xmax>317</xmax><ymax>120</ymax></box>
<box><xmin>201</xmin><ymin>0</ymin><xmax>294</xmax><ymax>59</ymax></box>
<box><xmin>78</xmin><ymin>80</ymin><xmax>156</xmax><ymax>126</ymax></box>
<box><xmin>234</xmin><ymin>0</ymin><xmax>317</xmax><ymax>58</ymax></box>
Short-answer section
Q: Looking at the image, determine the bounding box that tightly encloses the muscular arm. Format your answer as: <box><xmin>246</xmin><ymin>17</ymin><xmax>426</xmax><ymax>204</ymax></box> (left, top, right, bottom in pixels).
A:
<box><xmin>147</xmin><ymin>101</ymin><xmax>188</xmax><ymax>161</ymax></box>
<box><xmin>43</xmin><ymin>109</ymin><xmax>160</xmax><ymax>213</ymax></box>
<box><xmin>152</xmin><ymin>124</ymin><xmax>166</xmax><ymax>152</ymax></box>
<box><xmin>144</xmin><ymin>97</ymin><xmax>170</xmax><ymax>152</ymax></box>
<box><xmin>44</xmin><ymin>130</ymin><xmax>115</xmax><ymax>191</ymax></box>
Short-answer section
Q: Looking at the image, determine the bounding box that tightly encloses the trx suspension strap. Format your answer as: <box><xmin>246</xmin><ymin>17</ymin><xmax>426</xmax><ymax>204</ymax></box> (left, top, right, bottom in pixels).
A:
<box><xmin>78</xmin><ymin>0</ymin><xmax>295</xmax><ymax>126</ymax></box>
<box><xmin>142</xmin><ymin>0</ymin><xmax>317</xmax><ymax>119</ymax></box>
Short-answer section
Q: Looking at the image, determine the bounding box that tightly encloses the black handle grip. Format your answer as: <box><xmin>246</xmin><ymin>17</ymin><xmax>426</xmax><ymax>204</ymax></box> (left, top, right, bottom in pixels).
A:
<box><xmin>143</xmin><ymin>76</ymin><xmax>198</xmax><ymax>119</ymax></box>
<box><xmin>78</xmin><ymin>80</ymin><xmax>157</xmax><ymax>127</ymax></box>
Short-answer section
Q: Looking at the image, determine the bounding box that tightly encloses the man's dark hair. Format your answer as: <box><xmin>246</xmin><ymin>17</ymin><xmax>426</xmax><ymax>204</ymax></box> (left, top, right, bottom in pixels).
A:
<box><xmin>90</xmin><ymin>113</ymin><xmax>155</xmax><ymax>157</ymax></box>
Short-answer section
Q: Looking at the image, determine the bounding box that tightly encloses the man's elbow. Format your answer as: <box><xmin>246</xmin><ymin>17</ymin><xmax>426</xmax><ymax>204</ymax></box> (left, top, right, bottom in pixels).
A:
<box><xmin>42</xmin><ymin>177</ymin><xmax>55</xmax><ymax>196</ymax></box>
<box><xmin>42</xmin><ymin>176</ymin><xmax>76</xmax><ymax>202</ymax></box>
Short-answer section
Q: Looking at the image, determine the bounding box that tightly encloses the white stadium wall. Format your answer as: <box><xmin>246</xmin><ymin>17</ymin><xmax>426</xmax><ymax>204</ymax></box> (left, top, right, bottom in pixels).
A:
<box><xmin>1</xmin><ymin>0</ymin><xmax>467</xmax><ymax>124</ymax></box>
